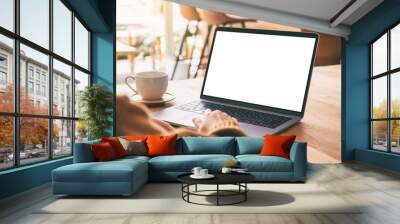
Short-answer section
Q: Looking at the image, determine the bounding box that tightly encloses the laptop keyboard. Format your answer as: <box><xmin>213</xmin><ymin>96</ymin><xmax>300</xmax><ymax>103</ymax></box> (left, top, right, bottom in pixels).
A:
<box><xmin>175</xmin><ymin>101</ymin><xmax>291</xmax><ymax>129</ymax></box>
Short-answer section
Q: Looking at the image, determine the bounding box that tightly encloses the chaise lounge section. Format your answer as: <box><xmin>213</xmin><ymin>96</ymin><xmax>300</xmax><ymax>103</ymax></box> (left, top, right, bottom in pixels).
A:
<box><xmin>52</xmin><ymin>137</ymin><xmax>307</xmax><ymax>196</ymax></box>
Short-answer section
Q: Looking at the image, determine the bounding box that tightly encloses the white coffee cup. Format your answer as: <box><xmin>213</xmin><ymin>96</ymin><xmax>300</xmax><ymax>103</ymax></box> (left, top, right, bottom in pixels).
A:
<box><xmin>200</xmin><ymin>169</ymin><xmax>208</xmax><ymax>176</ymax></box>
<box><xmin>221</xmin><ymin>167</ymin><xmax>232</xmax><ymax>174</ymax></box>
<box><xmin>125</xmin><ymin>71</ymin><xmax>168</xmax><ymax>100</ymax></box>
<box><xmin>191</xmin><ymin>167</ymin><xmax>202</xmax><ymax>176</ymax></box>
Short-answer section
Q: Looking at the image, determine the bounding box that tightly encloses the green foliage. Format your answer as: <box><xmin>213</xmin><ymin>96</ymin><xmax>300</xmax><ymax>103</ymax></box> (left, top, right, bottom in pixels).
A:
<box><xmin>79</xmin><ymin>84</ymin><xmax>113</xmax><ymax>140</ymax></box>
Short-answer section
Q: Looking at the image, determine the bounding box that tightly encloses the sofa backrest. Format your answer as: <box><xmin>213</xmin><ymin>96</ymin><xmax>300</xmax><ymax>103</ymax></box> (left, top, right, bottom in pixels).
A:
<box><xmin>73</xmin><ymin>136</ymin><xmax>300</xmax><ymax>162</ymax></box>
<box><xmin>235</xmin><ymin>137</ymin><xmax>263</xmax><ymax>155</ymax></box>
<box><xmin>73</xmin><ymin>139</ymin><xmax>100</xmax><ymax>163</ymax></box>
<box><xmin>178</xmin><ymin>137</ymin><xmax>235</xmax><ymax>155</ymax></box>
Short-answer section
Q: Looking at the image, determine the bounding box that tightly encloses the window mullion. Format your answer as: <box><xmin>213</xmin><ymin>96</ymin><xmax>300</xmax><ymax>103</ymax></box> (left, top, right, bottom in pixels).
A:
<box><xmin>13</xmin><ymin>0</ymin><xmax>20</xmax><ymax>167</ymax></box>
<box><xmin>388</xmin><ymin>30</ymin><xmax>391</xmax><ymax>152</ymax></box>
<box><xmin>370</xmin><ymin>45</ymin><xmax>373</xmax><ymax>149</ymax></box>
<box><xmin>48</xmin><ymin>0</ymin><xmax>54</xmax><ymax>160</ymax></box>
<box><xmin>71</xmin><ymin>10</ymin><xmax>76</xmax><ymax>155</ymax></box>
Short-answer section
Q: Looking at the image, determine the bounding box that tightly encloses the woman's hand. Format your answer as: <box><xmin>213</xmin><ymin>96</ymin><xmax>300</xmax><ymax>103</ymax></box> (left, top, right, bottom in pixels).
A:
<box><xmin>192</xmin><ymin>109</ymin><xmax>241</xmax><ymax>135</ymax></box>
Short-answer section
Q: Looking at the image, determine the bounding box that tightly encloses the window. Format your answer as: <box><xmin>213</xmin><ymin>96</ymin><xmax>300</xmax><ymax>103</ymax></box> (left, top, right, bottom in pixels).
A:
<box><xmin>0</xmin><ymin>35</ymin><xmax>14</xmax><ymax>112</ymax></box>
<box><xmin>19</xmin><ymin>117</ymin><xmax>49</xmax><ymax>165</ymax></box>
<box><xmin>391</xmin><ymin>24</ymin><xmax>400</xmax><ymax>70</ymax></box>
<box><xmin>370</xmin><ymin>23</ymin><xmax>400</xmax><ymax>153</ymax></box>
<box><xmin>53</xmin><ymin>0</ymin><xmax>72</xmax><ymax>60</ymax></box>
<box><xmin>35</xmin><ymin>83</ymin><xmax>40</xmax><ymax>95</ymax></box>
<box><xmin>28</xmin><ymin>67</ymin><xmax>34</xmax><ymax>80</ymax></box>
<box><xmin>0</xmin><ymin>0</ymin><xmax>14</xmax><ymax>32</ymax></box>
<box><xmin>35</xmin><ymin>70</ymin><xmax>40</xmax><ymax>81</ymax></box>
<box><xmin>74</xmin><ymin>69</ymin><xmax>89</xmax><ymax>118</ymax></box>
<box><xmin>20</xmin><ymin>0</ymin><xmax>49</xmax><ymax>49</ymax></box>
<box><xmin>0</xmin><ymin>54</ymin><xmax>7</xmax><ymax>67</ymax></box>
<box><xmin>0</xmin><ymin>53</ymin><xmax>8</xmax><ymax>91</ymax></box>
<box><xmin>0</xmin><ymin>1</ymin><xmax>91</xmax><ymax>170</ymax></box>
<box><xmin>42</xmin><ymin>85</ymin><xmax>46</xmax><ymax>97</ymax></box>
<box><xmin>53</xmin><ymin>59</ymin><xmax>72</xmax><ymax>117</ymax></box>
<box><xmin>0</xmin><ymin>71</ymin><xmax>7</xmax><ymax>92</ymax></box>
<box><xmin>28</xmin><ymin>81</ymin><xmax>34</xmax><ymax>94</ymax></box>
<box><xmin>0</xmin><ymin>116</ymin><xmax>13</xmax><ymax>170</ymax></box>
<box><xmin>74</xmin><ymin>18</ymin><xmax>90</xmax><ymax>70</ymax></box>
<box><xmin>0</xmin><ymin>71</ymin><xmax>7</xmax><ymax>85</ymax></box>
<box><xmin>53</xmin><ymin>119</ymin><xmax>72</xmax><ymax>158</ymax></box>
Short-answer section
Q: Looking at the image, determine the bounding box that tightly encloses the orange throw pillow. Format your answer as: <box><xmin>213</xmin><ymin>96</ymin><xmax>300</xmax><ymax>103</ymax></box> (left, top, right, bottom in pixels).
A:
<box><xmin>101</xmin><ymin>137</ymin><xmax>127</xmax><ymax>158</ymax></box>
<box><xmin>124</xmin><ymin>135</ymin><xmax>148</xmax><ymax>141</ymax></box>
<box><xmin>146</xmin><ymin>135</ymin><xmax>177</xmax><ymax>157</ymax></box>
<box><xmin>260</xmin><ymin>134</ymin><xmax>296</xmax><ymax>159</ymax></box>
<box><xmin>91</xmin><ymin>142</ymin><xmax>118</xmax><ymax>161</ymax></box>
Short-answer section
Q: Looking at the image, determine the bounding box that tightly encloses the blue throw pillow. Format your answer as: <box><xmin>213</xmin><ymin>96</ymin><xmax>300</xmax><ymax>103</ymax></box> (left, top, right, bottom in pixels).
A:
<box><xmin>180</xmin><ymin>137</ymin><xmax>235</xmax><ymax>155</ymax></box>
<box><xmin>236</xmin><ymin>137</ymin><xmax>264</xmax><ymax>155</ymax></box>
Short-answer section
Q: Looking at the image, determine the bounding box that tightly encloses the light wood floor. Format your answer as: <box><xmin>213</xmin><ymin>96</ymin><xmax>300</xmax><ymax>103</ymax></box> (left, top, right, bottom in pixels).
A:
<box><xmin>1</xmin><ymin>162</ymin><xmax>400</xmax><ymax>224</ymax></box>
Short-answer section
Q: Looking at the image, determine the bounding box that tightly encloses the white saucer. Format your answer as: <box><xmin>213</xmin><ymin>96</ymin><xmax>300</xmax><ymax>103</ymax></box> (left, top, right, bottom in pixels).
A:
<box><xmin>190</xmin><ymin>174</ymin><xmax>215</xmax><ymax>179</ymax></box>
<box><xmin>130</xmin><ymin>92</ymin><xmax>175</xmax><ymax>106</ymax></box>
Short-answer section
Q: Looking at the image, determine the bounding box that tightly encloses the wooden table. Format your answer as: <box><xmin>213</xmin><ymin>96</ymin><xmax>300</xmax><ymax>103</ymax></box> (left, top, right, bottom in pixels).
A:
<box><xmin>117</xmin><ymin>65</ymin><xmax>341</xmax><ymax>163</ymax></box>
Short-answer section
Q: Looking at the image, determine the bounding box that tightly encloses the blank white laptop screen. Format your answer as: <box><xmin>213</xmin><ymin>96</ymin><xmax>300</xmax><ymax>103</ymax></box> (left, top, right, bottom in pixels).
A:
<box><xmin>202</xmin><ymin>30</ymin><xmax>317</xmax><ymax>112</ymax></box>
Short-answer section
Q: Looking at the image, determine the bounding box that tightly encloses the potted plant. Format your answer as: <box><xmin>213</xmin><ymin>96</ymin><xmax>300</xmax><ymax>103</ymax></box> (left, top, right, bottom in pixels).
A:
<box><xmin>79</xmin><ymin>84</ymin><xmax>113</xmax><ymax>140</ymax></box>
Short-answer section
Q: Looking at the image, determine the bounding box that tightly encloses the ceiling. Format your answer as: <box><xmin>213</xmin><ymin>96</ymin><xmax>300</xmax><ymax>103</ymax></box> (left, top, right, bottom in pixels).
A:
<box><xmin>227</xmin><ymin>0</ymin><xmax>352</xmax><ymax>23</ymax></box>
<box><xmin>169</xmin><ymin>0</ymin><xmax>384</xmax><ymax>37</ymax></box>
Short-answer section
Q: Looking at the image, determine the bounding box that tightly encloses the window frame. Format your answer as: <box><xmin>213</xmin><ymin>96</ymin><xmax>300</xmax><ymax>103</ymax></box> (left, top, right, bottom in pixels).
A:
<box><xmin>0</xmin><ymin>0</ymin><xmax>92</xmax><ymax>171</ymax></box>
<box><xmin>370</xmin><ymin>20</ymin><xmax>400</xmax><ymax>154</ymax></box>
<box><xmin>0</xmin><ymin>53</ymin><xmax>7</xmax><ymax>89</ymax></box>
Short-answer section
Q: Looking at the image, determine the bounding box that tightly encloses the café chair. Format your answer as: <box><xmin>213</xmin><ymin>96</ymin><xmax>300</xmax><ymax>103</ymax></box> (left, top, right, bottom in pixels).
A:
<box><xmin>171</xmin><ymin>5</ymin><xmax>201</xmax><ymax>80</ymax></box>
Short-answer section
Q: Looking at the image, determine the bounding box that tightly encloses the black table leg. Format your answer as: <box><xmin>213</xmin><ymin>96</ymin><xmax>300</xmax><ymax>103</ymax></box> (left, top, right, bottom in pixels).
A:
<box><xmin>181</xmin><ymin>184</ymin><xmax>183</xmax><ymax>199</ymax></box>
<box><xmin>245</xmin><ymin>183</ymin><xmax>247</xmax><ymax>201</ymax></box>
<box><xmin>187</xmin><ymin>184</ymin><xmax>190</xmax><ymax>202</ymax></box>
<box><xmin>179</xmin><ymin>181</ymin><xmax>251</xmax><ymax>206</ymax></box>
<box><xmin>216</xmin><ymin>184</ymin><xmax>220</xmax><ymax>206</ymax></box>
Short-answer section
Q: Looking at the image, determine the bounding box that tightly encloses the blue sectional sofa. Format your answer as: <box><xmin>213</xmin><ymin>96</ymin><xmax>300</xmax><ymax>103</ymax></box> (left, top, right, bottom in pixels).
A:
<box><xmin>52</xmin><ymin>137</ymin><xmax>307</xmax><ymax>196</ymax></box>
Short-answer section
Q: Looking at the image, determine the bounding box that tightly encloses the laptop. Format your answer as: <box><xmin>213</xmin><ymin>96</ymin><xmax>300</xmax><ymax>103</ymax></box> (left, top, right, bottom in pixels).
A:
<box><xmin>153</xmin><ymin>27</ymin><xmax>319</xmax><ymax>136</ymax></box>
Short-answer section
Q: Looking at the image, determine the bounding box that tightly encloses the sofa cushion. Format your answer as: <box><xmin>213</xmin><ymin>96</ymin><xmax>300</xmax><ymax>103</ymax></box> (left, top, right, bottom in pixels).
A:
<box><xmin>149</xmin><ymin>154</ymin><xmax>235</xmax><ymax>172</ymax></box>
<box><xmin>53</xmin><ymin>158</ymin><xmax>147</xmax><ymax>183</ymax></box>
<box><xmin>236</xmin><ymin>137</ymin><xmax>263</xmax><ymax>155</ymax></box>
<box><xmin>116</xmin><ymin>155</ymin><xmax>150</xmax><ymax>163</ymax></box>
<box><xmin>236</xmin><ymin>155</ymin><xmax>293</xmax><ymax>172</ymax></box>
<box><xmin>180</xmin><ymin>137</ymin><xmax>235</xmax><ymax>155</ymax></box>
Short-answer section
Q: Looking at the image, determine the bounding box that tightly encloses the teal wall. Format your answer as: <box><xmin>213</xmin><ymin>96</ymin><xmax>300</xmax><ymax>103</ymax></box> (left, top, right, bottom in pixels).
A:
<box><xmin>91</xmin><ymin>0</ymin><xmax>116</xmax><ymax>135</ymax></box>
<box><xmin>343</xmin><ymin>0</ymin><xmax>400</xmax><ymax>171</ymax></box>
<box><xmin>92</xmin><ymin>33</ymin><xmax>114</xmax><ymax>88</ymax></box>
<box><xmin>0</xmin><ymin>0</ymin><xmax>116</xmax><ymax>200</ymax></box>
<box><xmin>355</xmin><ymin>148</ymin><xmax>400</xmax><ymax>172</ymax></box>
<box><xmin>92</xmin><ymin>32</ymin><xmax>115</xmax><ymax>136</ymax></box>
<box><xmin>0</xmin><ymin>158</ymin><xmax>72</xmax><ymax>199</ymax></box>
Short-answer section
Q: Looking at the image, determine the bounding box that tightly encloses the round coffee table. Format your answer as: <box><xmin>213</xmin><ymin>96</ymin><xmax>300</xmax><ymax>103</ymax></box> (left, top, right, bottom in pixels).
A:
<box><xmin>177</xmin><ymin>173</ymin><xmax>255</xmax><ymax>206</ymax></box>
